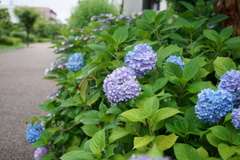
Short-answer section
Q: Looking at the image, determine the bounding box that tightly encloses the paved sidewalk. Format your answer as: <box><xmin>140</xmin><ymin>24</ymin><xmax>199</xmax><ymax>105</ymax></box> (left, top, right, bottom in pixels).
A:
<box><xmin>0</xmin><ymin>43</ymin><xmax>58</xmax><ymax>160</ymax></box>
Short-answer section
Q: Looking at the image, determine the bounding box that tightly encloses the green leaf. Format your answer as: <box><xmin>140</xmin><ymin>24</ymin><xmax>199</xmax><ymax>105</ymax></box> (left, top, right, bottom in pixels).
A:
<box><xmin>210</xmin><ymin>126</ymin><xmax>231</xmax><ymax>141</ymax></box>
<box><xmin>187</xmin><ymin>81</ymin><xmax>216</xmax><ymax>93</ymax></box>
<box><xmin>220</xmin><ymin>26</ymin><xmax>233</xmax><ymax>41</ymax></box>
<box><xmin>213</xmin><ymin>57</ymin><xmax>236</xmax><ymax>77</ymax></box>
<box><xmin>156</xmin><ymin>45</ymin><xmax>182</xmax><ymax>69</ymax></box>
<box><xmin>81</xmin><ymin>124</ymin><xmax>99</xmax><ymax>137</ymax></box>
<box><xmin>203</xmin><ymin>29</ymin><xmax>220</xmax><ymax>44</ymax></box>
<box><xmin>40</xmin><ymin>130</ymin><xmax>53</xmax><ymax>144</ymax></box>
<box><xmin>152</xmin><ymin>107</ymin><xmax>180</xmax><ymax>124</ymax></box>
<box><xmin>60</xmin><ymin>150</ymin><xmax>95</xmax><ymax>160</ymax></box>
<box><xmin>152</xmin><ymin>78</ymin><xmax>168</xmax><ymax>93</ymax></box>
<box><xmin>225</xmin><ymin>37</ymin><xmax>240</xmax><ymax>48</ymax></box>
<box><xmin>175</xmin><ymin>17</ymin><xmax>191</xmax><ymax>28</ymax></box>
<box><xmin>154</xmin><ymin>134</ymin><xmax>178</xmax><ymax>151</ymax></box>
<box><xmin>109</xmin><ymin>127</ymin><xmax>131</xmax><ymax>143</ymax></box>
<box><xmin>197</xmin><ymin>147</ymin><xmax>209</xmax><ymax>160</ymax></box>
<box><xmin>113</xmin><ymin>26</ymin><xmax>128</xmax><ymax>44</ymax></box>
<box><xmin>206</xmin><ymin>132</ymin><xmax>223</xmax><ymax>147</ymax></box>
<box><xmin>143</xmin><ymin>96</ymin><xmax>159</xmax><ymax>117</ymax></box>
<box><xmin>144</xmin><ymin>10</ymin><xmax>156</xmax><ymax>22</ymax></box>
<box><xmin>80</xmin><ymin>79</ymin><xmax>88</xmax><ymax>103</ymax></box>
<box><xmin>60</xmin><ymin>98</ymin><xmax>76</xmax><ymax>107</ymax></box>
<box><xmin>174</xmin><ymin>116</ymin><xmax>189</xmax><ymax>133</ymax></box>
<box><xmin>106</xmin><ymin>105</ymin><xmax>122</xmax><ymax>115</ymax></box>
<box><xmin>39</xmin><ymin>152</ymin><xmax>55</xmax><ymax>160</ymax></box>
<box><xmin>88</xmin><ymin>43</ymin><xmax>109</xmax><ymax>52</ymax></box>
<box><xmin>161</xmin><ymin>22</ymin><xmax>183</xmax><ymax>31</ymax></box>
<box><xmin>89</xmin><ymin>129</ymin><xmax>105</xmax><ymax>154</ymax></box>
<box><xmin>155</xmin><ymin>9</ymin><xmax>172</xmax><ymax>24</ymax></box>
<box><xmin>218</xmin><ymin>143</ymin><xmax>236</xmax><ymax>160</ymax></box>
<box><xmin>30</xmin><ymin>139</ymin><xmax>46</xmax><ymax>148</ymax></box>
<box><xmin>87</xmin><ymin>90</ymin><xmax>100</xmax><ymax>106</ymax></box>
<box><xmin>183</xmin><ymin>57</ymin><xmax>200</xmax><ymax>81</ymax></box>
<box><xmin>120</xmin><ymin>109</ymin><xmax>146</xmax><ymax>123</ymax></box>
<box><xmin>192</xmin><ymin>18</ymin><xmax>208</xmax><ymax>29</ymax></box>
<box><xmin>174</xmin><ymin>143</ymin><xmax>201</xmax><ymax>160</ymax></box>
<box><xmin>133</xmin><ymin>136</ymin><xmax>155</xmax><ymax>149</ymax></box>
<box><xmin>164</xmin><ymin>62</ymin><xmax>183</xmax><ymax>78</ymax></box>
<box><xmin>53</xmin><ymin>135</ymin><xmax>64</xmax><ymax>145</ymax></box>
<box><xmin>207</xmin><ymin>14</ymin><xmax>228</xmax><ymax>25</ymax></box>
<box><xmin>81</xmin><ymin>110</ymin><xmax>99</xmax><ymax>125</ymax></box>
<box><xmin>105</xmin><ymin>143</ymin><xmax>118</xmax><ymax>158</ymax></box>
<box><xmin>99</xmin><ymin>34</ymin><xmax>116</xmax><ymax>45</ymax></box>
<box><xmin>136</xmin><ymin>19</ymin><xmax>155</xmax><ymax>31</ymax></box>
<box><xmin>165</xmin><ymin>123</ymin><xmax>187</xmax><ymax>138</ymax></box>
<box><xmin>179</xmin><ymin>1</ymin><xmax>198</xmax><ymax>13</ymax></box>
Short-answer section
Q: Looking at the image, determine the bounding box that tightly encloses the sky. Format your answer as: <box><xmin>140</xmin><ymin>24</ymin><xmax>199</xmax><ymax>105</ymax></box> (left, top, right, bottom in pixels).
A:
<box><xmin>0</xmin><ymin>0</ymin><xmax>79</xmax><ymax>23</ymax></box>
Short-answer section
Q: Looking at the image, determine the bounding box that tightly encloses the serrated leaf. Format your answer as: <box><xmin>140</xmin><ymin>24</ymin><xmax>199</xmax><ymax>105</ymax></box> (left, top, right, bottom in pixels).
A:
<box><xmin>174</xmin><ymin>143</ymin><xmax>201</xmax><ymax>160</ymax></box>
<box><xmin>88</xmin><ymin>43</ymin><xmax>109</xmax><ymax>52</ymax></box>
<box><xmin>187</xmin><ymin>81</ymin><xmax>216</xmax><ymax>93</ymax></box>
<box><xmin>109</xmin><ymin>127</ymin><xmax>130</xmax><ymax>143</ymax></box>
<box><xmin>206</xmin><ymin>132</ymin><xmax>223</xmax><ymax>147</ymax></box>
<box><xmin>136</xmin><ymin>19</ymin><xmax>155</xmax><ymax>31</ymax></box>
<box><xmin>80</xmin><ymin>79</ymin><xmax>88</xmax><ymax>103</ymax></box>
<box><xmin>197</xmin><ymin>147</ymin><xmax>209</xmax><ymax>160</ymax></box>
<box><xmin>164</xmin><ymin>62</ymin><xmax>183</xmax><ymax>78</ymax></box>
<box><xmin>218</xmin><ymin>143</ymin><xmax>236</xmax><ymax>160</ymax></box>
<box><xmin>143</xmin><ymin>96</ymin><xmax>159</xmax><ymax>117</ymax></box>
<box><xmin>213</xmin><ymin>57</ymin><xmax>236</xmax><ymax>77</ymax></box>
<box><xmin>203</xmin><ymin>29</ymin><xmax>220</xmax><ymax>44</ymax></box>
<box><xmin>60</xmin><ymin>150</ymin><xmax>95</xmax><ymax>160</ymax></box>
<box><xmin>144</xmin><ymin>9</ymin><xmax>156</xmax><ymax>22</ymax></box>
<box><xmin>81</xmin><ymin>125</ymin><xmax>99</xmax><ymax>137</ymax></box>
<box><xmin>133</xmin><ymin>136</ymin><xmax>155</xmax><ymax>149</ymax></box>
<box><xmin>179</xmin><ymin>1</ymin><xmax>198</xmax><ymax>13</ymax></box>
<box><xmin>152</xmin><ymin>107</ymin><xmax>180</xmax><ymax>124</ymax></box>
<box><xmin>220</xmin><ymin>26</ymin><xmax>233</xmax><ymax>41</ymax></box>
<box><xmin>154</xmin><ymin>134</ymin><xmax>178</xmax><ymax>151</ymax></box>
<box><xmin>113</xmin><ymin>26</ymin><xmax>128</xmax><ymax>44</ymax></box>
<box><xmin>207</xmin><ymin>14</ymin><xmax>228</xmax><ymax>25</ymax></box>
<box><xmin>120</xmin><ymin>109</ymin><xmax>146</xmax><ymax>123</ymax></box>
<box><xmin>152</xmin><ymin>77</ymin><xmax>168</xmax><ymax>93</ymax></box>
<box><xmin>89</xmin><ymin>129</ymin><xmax>105</xmax><ymax>154</ymax></box>
<box><xmin>60</xmin><ymin>98</ymin><xmax>76</xmax><ymax>107</ymax></box>
<box><xmin>39</xmin><ymin>152</ymin><xmax>55</xmax><ymax>160</ymax></box>
<box><xmin>183</xmin><ymin>57</ymin><xmax>200</xmax><ymax>81</ymax></box>
<box><xmin>210</xmin><ymin>126</ymin><xmax>231</xmax><ymax>141</ymax></box>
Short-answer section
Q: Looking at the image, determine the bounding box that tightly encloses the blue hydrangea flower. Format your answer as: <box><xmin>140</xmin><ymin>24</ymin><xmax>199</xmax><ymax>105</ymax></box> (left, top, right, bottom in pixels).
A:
<box><xmin>232</xmin><ymin>108</ymin><xmax>240</xmax><ymax>129</ymax></box>
<box><xmin>129</xmin><ymin>154</ymin><xmax>170</xmax><ymax>160</ymax></box>
<box><xmin>66</xmin><ymin>53</ymin><xmax>84</xmax><ymax>72</ymax></box>
<box><xmin>125</xmin><ymin>44</ymin><xmax>157</xmax><ymax>78</ymax></box>
<box><xmin>26</xmin><ymin>124</ymin><xmax>43</xmax><ymax>144</ymax></box>
<box><xmin>165</xmin><ymin>55</ymin><xmax>185</xmax><ymax>69</ymax></box>
<box><xmin>195</xmin><ymin>89</ymin><xmax>233</xmax><ymax>124</ymax></box>
<box><xmin>34</xmin><ymin>146</ymin><xmax>49</xmax><ymax>160</ymax></box>
<box><xmin>103</xmin><ymin>67</ymin><xmax>141</xmax><ymax>105</ymax></box>
<box><xmin>218</xmin><ymin>69</ymin><xmax>240</xmax><ymax>106</ymax></box>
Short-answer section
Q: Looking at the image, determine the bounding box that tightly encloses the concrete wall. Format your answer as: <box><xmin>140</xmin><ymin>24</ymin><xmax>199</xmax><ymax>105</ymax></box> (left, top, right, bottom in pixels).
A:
<box><xmin>122</xmin><ymin>0</ymin><xmax>142</xmax><ymax>15</ymax></box>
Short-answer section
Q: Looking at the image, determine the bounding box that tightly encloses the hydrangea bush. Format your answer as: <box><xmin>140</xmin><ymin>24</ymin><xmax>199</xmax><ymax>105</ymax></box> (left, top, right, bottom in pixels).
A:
<box><xmin>26</xmin><ymin>1</ymin><xmax>240</xmax><ymax>160</ymax></box>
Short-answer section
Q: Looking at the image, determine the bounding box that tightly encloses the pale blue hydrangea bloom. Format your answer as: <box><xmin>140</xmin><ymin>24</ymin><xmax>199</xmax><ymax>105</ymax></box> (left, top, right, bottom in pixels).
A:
<box><xmin>66</xmin><ymin>53</ymin><xmax>84</xmax><ymax>72</ymax></box>
<box><xmin>129</xmin><ymin>154</ymin><xmax>170</xmax><ymax>160</ymax></box>
<box><xmin>218</xmin><ymin>69</ymin><xmax>240</xmax><ymax>106</ymax></box>
<box><xmin>195</xmin><ymin>89</ymin><xmax>233</xmax><ymax>124</ymax></box>
<box><xmin>165</xmin><ymin>55</ymin><xmax>185</xmax><ymax>69</ymax></box>
<box><xmin>103</xmin><ymin>67</ymin><xmax>141</xmax><ymax>105</ymax></box>
<box><xmin>26</xmin><ymin>124</ymin><xmax>43</xmax><ymax>144</ymax></box>
<box><xmin>232</xmin><ymin>108</ymin><xmax>240</xmax><ymax>129</ymax></box>
<box><xmin>125</xmin><ymin>44</ymin><xmax>157</xmax><ymax>78</ymax></box>
<box><xmin>34</xmin><ymin>146</ymin><xmax>49</xmax><ymax>160</ymax></box>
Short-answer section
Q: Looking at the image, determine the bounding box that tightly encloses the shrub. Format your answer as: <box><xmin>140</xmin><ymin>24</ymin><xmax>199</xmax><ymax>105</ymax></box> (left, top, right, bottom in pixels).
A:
<box><xmin>35</xmin><ymin>38</ymin><xmax>51</xmax><ymax>42</ymax></box>
<box><xmin>26</xmin><ymin>1</ymin><xmax>240</xmax><ymax>160</ymax></box>
<box><xmin>10</xmin><ymin>31</ymin><xmax>26</xmax><ymax>41</ymax></box>
<box><xmin>0</xmin><ymin>37</ymin><xmax>22</xmax><ymax>45</ymax></box>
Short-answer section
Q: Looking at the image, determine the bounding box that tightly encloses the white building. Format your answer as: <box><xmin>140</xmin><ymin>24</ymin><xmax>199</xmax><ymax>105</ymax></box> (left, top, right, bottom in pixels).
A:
<box><xmin>0</xmin><ymin>5</ymin><xmax>19</xmax><ymax>23</ymax></box>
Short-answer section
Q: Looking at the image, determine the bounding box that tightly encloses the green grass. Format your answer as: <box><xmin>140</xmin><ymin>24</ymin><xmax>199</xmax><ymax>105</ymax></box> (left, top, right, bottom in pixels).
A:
<box><xmin>0</xmin><ymin>43</ymin><xmax>25</xmax><ymax>52</ymax></box>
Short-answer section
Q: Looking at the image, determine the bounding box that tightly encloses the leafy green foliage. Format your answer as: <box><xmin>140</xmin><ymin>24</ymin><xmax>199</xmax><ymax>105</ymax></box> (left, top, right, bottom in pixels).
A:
<box><xmin>26</xmin><ymin>0</ymin><xmax>240</xmax><ymax>159</ymax></box>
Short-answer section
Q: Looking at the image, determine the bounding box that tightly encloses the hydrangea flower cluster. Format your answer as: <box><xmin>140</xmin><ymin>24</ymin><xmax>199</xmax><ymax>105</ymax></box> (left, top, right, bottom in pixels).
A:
<box><xmin>54</xmin><ymin>44</ymin><xmax>74</xmax><ymax>53</ymax></box>
<box><xmin>44</xmin><ymin>61</ymin><xmax>67</xmax><ymax>75</ymax></box>
<box><xmin>129</xmin><ymin>154</ymin><xmax>170</xmax><ymax>160</ymax></box>
<box><xmin>125</xmin><ymin>44</ymin><xmax>157</xmax><ymax>78</ymax></box>
<box><xmin>34</xmin><ymin>146</ymin><xmax>49</xmax><ymax>160</ymax></box>
<box><xmin>218</xmin><ymin>69</ymin><xmax>240</xmax><ymax>106</ymax></box>
<box><xmin>26</xmin><ymin>124</ymin><xmax>43</xmax><ymax>143</ymax></box>
<box><xmin>103</xmin><ymin>67</ymin><xmax>141</xmax><ymax>105</ymax></box>
<box><xmin>66</xmin><ymin>53</ymin><xmax>84</xmax><ymax>72</ymax></box>
<box><xmin>231</xmin><ymin>108</ymin><xmax>240</xmax><ymax>129</ymax></box>
<box><xmin>165</xmin><ymin>55</ymin><xmax>185</xmax><ymax>69</ymax></box>
<box><xmin>195</xmin><ymin>89</ymin><xmax>233</xmax><ymax>124</ymax></box>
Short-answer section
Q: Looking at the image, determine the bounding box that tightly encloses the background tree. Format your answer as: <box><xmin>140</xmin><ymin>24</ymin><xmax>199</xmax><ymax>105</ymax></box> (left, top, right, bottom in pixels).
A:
<box><xmin>14</xmin><ymin>7</ymin><xmax>40</xmax><ymax>46</ymax></box>
<box><xmin>0</xmin><ymin>8</ymin><xmax>13</xmax><ymax>37</ymax></box>
<box><xmin>68</xmin><ymin>0</ymin><xmax>118</xmax><ymax>28</ymax></box>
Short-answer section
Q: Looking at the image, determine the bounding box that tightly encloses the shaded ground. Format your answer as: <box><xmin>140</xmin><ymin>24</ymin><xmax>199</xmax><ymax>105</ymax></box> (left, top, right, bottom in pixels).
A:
<box><xmin>0</xmin><ymin>43</ymin><xmax>58</xmax><ymax>160</ymax></box>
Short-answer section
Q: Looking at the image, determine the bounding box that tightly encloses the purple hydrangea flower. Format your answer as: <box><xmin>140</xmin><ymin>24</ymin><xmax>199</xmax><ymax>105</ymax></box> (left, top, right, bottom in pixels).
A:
<box><xmin>195</xmin><ymin>89</ymin><xmax>233</xmax><ymax>124</ymax></box>
<box><xmin>26</xmin><ymin>124</ymin><xmax>43</xmax><ymax>143</ymax></box>
<box><xmin>125</xmin><ymin>44</ymin><xmax>157</xmax><ymax>78</ymax></box>
<box><xmin>165</xmin><ymin>55</ymin><xmax>185</xmax><ymax>69</ymax></box>
<box><xmin>66</xmin><ymin>53</ymin><xmax>84</xmax><ymax>72</ymax></box>
<box><xmin>218</xmin><ymin>69</ymin><xmax>240</xmax><ymax>106</ymax></box>
<box><xmin>103</xmin><ymin>67</ymin><xmax>141</xmax><ymax>105</ymax></box>
<box><xmin>232</xmin><ymin>108</ymin><xmax>240</xmax><ymax>129</ymax></box>
<box><xmin>34</xmin><ymin>146</ymin><xmax>49</xmax><ymax>160</ymax></box>
<box><xmin>129</xmin><ymin>154</ymin><xmax>170</xmax><ymax>160</ymax></box>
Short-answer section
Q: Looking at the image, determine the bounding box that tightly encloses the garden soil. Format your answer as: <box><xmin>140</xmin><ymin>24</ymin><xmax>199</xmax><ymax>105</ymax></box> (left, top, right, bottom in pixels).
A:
<box><xmin>0</xmin><ymin>43</ymin><xmax>58</xmax><ymax>160</ymax></box>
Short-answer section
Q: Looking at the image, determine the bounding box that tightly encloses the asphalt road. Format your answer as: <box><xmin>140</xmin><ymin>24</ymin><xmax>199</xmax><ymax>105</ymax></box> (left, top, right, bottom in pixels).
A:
<box><xmin>0</xmin><ymin>43</ymin><xmax>58</xmax><ymax>160</ymax></box>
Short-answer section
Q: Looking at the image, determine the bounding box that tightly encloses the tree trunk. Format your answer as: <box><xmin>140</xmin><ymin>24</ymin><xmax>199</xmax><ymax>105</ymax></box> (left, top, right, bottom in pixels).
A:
<box><xmin>214</xmin><ymin>0</ymin><xmax>240</xmax><ymax>37</ymax></box>
<box><xmin>26</xmin><ymin>30</ymin><xmax>29</xmax><ymax>47</ymax></box>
